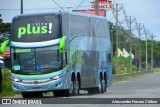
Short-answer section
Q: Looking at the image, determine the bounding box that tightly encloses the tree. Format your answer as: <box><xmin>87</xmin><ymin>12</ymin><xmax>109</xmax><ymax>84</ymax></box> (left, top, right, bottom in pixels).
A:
<box><xmin>0</xmin><ymin>14</ymin><xmax>11</xmax><ymax>34</ymax></box>
<box><xmin>0</xmin><ymin>14</ymin><xmax>3</xmax><ymax>24</ymax></box>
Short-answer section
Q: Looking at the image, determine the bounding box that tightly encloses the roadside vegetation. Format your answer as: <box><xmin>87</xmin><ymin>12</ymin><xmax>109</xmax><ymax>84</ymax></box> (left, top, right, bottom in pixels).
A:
<box><xmin>0</xmin><ymin>68</ymin><xmax>15</xmax><ymax>98</ymax></box>
<box><xmin>112</xmin><ymin>68</ymin><xmax>160</xmax><ymax>82</ymax></box>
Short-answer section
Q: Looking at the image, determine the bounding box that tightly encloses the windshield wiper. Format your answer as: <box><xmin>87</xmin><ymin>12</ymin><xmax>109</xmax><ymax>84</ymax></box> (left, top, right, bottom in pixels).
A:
<box><xmin>36</xmin><ymin>67</ymin><xmax>60</xmax><ymax>72</ymax></box>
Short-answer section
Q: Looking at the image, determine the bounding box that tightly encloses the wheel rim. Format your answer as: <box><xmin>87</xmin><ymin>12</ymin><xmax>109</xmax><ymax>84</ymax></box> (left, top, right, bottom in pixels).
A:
<box><xmin>102</xmin><ymin>80</ymin><xmax>105</xmax><ymax>92</ymax></box>
<box><xmin>75</xmin><ymin>81</ymin><xmax>79</xmax><ymax>94</ymax></box>
<box><xmin>69</xmin><ymin>82</ymin><xmax>74</xmax><ymax>95</ymax></box>
<box><xmin>72</xmin><ymin>81</ymin><xmax>79</xmax><ymax>95</ymax></box>
<box><xmin>98</xmin><ymin>79</ymin><xmax>102</xmax><ymax>93</ymax></box>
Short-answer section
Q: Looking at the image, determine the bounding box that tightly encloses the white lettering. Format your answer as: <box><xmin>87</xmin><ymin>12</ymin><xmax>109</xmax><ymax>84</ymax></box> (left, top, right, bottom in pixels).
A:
<box><xmin>132</xmin><ymin>100</ymin><xmax>144</xmax><ymax>104</ymax></box>
<box><xmin>145</xmin><ymin>100</ymin><xmax>158</xmax><ymax>104</ymax></box>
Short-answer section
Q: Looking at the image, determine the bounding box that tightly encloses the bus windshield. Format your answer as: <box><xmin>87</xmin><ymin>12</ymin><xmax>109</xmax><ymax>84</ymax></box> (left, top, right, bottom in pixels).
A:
<box><xmin>11</xmin><ymin>45</ymin><xmax>61</xmax><ymax>74</ymax></box>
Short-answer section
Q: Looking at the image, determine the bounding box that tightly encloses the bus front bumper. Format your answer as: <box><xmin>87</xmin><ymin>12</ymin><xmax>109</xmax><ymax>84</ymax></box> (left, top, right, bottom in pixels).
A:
<box><xmin>12</xmin><ymin>77</ymin><xmax>71</xmax><ymax>92</ymax></box>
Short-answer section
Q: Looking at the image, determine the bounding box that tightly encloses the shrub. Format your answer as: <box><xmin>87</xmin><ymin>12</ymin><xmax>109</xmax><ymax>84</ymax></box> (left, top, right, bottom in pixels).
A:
<box><xmin>0</xmin><ymin>68</ymin><xmax>15</xmax><ymax>97</ymax></box>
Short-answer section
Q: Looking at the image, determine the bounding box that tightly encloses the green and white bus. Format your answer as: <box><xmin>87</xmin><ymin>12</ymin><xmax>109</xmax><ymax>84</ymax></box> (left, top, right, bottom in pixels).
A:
<box><xmin>1</xmin><ymin>12</ymin><xmax>112</xmax><ymax>98</ymax></box>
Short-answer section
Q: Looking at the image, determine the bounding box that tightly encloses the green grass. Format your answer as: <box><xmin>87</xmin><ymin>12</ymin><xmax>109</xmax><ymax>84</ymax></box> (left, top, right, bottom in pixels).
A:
<box><xmin>153</xmin><ymin>68</ymin><xmax>160</xmax><ymax>73</ymax></box>
<box><xmin>113</xmin><ymin>68</ymin><xmax>160</xmax><ymax>83</ymax></box>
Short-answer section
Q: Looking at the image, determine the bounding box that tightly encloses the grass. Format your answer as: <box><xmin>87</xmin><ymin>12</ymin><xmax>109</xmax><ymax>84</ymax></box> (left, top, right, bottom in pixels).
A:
<box><xmin>112</xmin><ymin>68</ymin><xmax>160</xmax><ymax>83</ymax></box>
<box><xmin>153</xmin><ymin>68</ymin><xmax>160</xmax><ymax>73</ymax></box>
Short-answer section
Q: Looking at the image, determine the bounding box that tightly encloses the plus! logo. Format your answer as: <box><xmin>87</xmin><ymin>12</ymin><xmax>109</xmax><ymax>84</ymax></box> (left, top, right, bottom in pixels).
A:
<box><xmin>18</xmin><ymin>23</ymin><xmax>53</xmax><ymax>38</ymax></box>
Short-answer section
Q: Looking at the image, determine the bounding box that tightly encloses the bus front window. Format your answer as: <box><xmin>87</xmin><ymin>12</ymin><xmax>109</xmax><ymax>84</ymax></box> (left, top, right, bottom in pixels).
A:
<box><xmin>11</xmin><ymin>45</ymin><xmax>61</xmax><ymax>74</ymax></box>
<box><xmin>36</xmin><ymin>46</ymin><xmax>61</xmax><ymax>70</ymax></box>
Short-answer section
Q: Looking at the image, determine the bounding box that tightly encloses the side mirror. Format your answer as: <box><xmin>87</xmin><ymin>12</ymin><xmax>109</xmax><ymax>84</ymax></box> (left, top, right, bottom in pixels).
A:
<box><xmin>59</xmin><ymin>36</ymin><xmax>65</xmax><ymax>53</ymax></box>
<box><xmin>0</xmin><ymin>40</ymin><xmax>10</xmax><ymax>56</ymax></box>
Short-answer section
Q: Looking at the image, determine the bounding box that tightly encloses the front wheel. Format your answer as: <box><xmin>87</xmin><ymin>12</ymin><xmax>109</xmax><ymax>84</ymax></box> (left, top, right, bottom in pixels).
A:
<box><xmin>63</xmin><ymin>83</ymin><xmax>73</xmax><ymax>97</ymax></box>
<box><xmin>21</xmin><ymin>92</ymin><xmax>43</xmax><ymax>98</ymax></box>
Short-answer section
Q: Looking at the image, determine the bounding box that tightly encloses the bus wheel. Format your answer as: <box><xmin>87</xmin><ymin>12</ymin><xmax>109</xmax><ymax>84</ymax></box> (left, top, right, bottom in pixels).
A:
<box><xmin>97</xmin><ymin>77</ymin><xmax>104</xmax><ymax>93</ymax></box>
<box><xmin>102</xmin><ymin>79</ymin><xmax>105</xmax><ymax>93</ymax></box>
<box><xmin>53</xmin><ymin>90</ymin><xmax>63</xmax><ymax>97</ymax></box>
<box><xmin>104</xmin><ymin>79</ymin><xmax>107</xmax><ymax>92</ymax></box>
<box><xmin>21</xmin><ymin>92</ymin><xmax>30</xmax><ymax>98</ymax></box>
<box><xmin>21</xmin><ymin>92</ymin><xmax>43</xmax><ymax>98</ymax></box>
<box><xmin>72</xmin><ymin>81</ymin><xmax>79</xmax><ymax>96</ymax></box>
<box><xmin>64</xmin><ymin>84</ymin><xmax>73</xmax><ymax>97</ymax></box>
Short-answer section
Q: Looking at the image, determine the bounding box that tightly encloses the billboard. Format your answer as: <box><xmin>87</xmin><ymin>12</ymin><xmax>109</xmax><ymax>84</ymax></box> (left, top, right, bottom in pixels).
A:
<box><xmin>90</xmin><ymin>0</ymin><xmax>112</xmax><ymax>9</ymax></box>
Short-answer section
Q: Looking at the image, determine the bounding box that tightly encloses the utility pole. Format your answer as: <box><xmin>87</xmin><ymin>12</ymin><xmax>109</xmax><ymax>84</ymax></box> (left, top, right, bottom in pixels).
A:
<box><xmin>95</xmin><ymin>0</ymin><xmax>99</xmax><ymax>15</ymax></box>
<box><xmin>151</xmin><ymin>35</ymin><xmax>155</xmax><ymax>73</ymax></box>
<box><xmin>21</xmin><ymin>0</ymin><xmax>23</xmax><ymax>14</ymax></box>
<box><xmin>116</xmin><ymin>3</ymin><xmax>119</xmax><ymax>74</ymax></box>
<box><xmin>146</xmin><ymin>36</ymin><xmax>148</xmax><ymax>71</ymax></box>
<box><xmin>144</xmin><ymin>29</ymin><xmax>148</xmax><ymax>71</ymax></box>
<box><xmin>129</xmin><ymin>16</ymin><xmax>132</xmax><ymax>73</ymax></box>
<box><xmin>138</xmin><ymin>23</ymin><xmax>142</xmax><ymax>71</ymax></box>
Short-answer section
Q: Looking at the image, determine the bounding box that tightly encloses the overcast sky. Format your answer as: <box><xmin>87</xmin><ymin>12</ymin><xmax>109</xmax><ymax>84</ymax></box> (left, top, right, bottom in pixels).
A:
<box><xmin>0</xmin><ymin>0</ymin><xmax>159</xmax><ymax>41</ymax></box>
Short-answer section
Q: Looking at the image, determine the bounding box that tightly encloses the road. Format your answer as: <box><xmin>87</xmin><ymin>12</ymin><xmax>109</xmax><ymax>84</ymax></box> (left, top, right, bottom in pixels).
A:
<box><xmin>2</xmin><ymin>72</ymin><xmax>160</xmax><ymax>107</ymax></box>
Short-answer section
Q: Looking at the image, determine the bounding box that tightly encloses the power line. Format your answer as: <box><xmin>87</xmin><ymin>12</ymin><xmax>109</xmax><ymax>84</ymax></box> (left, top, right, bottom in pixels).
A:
<box><xmin>51</xmin><ymin>0</ymin><xmax>64</xmax><ymax>11</ymax></box>
<box><xmin>0</xmin><ymin>8</ymin><xmax>59</xmax><ymax>11</ymax></box>
<box><xmin>75</xmin><ymin>0</ymin><xmax>87</xmax><ymax>10</ymax></box>
<box><xmin>0</xmin><ymin>5</ymin><xmax>91</xmax><ymax>11</ymax></box>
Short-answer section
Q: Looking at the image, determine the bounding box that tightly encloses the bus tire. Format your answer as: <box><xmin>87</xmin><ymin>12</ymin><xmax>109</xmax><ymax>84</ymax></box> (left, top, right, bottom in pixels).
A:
<box><xmin>53</xmin><ymin>90</ymin><xmax>63</xmax><ymax>97</ymax></box>
<box><xmin>102</xmin><ymin>79</ymin><xmax>105</xmax><ymax>93</ymax></box>
<box><xmin>21</xmin><ymin>92</ymin><xmax>42</xmax><ymax>98</ymax></box>
<box><xmin>104</xmin><ymin>79</ymin><xmax>107</xmax><ymax>92</ymax></box>
<box><xmin>64</xmin><ymin>84</ymin><xmax>73</xmax><ymax>97</ymax></box>
<box><xmin>53</xmin><ymin>89</ymin><xmax>73</xmax><ymax>97</ymax></box>
<box><xmin>21</xmin><ymin>92</ymin><xmax>30</xmax><ymax>98</ymax></box>
<box><xmin>97</xmin><ymin>77</ymin><xmax>104</xmax><ymax>93</ymax></box>
<box><xmin>72</xmin><ymin>81</ymin><xmax>79</xmax><ymax>96</ymax></box>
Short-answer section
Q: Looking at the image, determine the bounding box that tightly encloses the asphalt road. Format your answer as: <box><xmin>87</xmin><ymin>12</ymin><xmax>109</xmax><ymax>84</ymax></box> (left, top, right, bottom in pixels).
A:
<box><xmin>2</xmin><ymin>72</ymin><xmax>160</xmax><ymax>107</ymax></box>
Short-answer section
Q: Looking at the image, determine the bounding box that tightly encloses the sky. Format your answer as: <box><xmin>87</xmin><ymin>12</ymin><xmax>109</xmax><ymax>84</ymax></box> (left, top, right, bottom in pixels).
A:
<box><xmin>0</xmin><ymin>0</ymin><xmax>160</xmax><ymax>41</ymax></box>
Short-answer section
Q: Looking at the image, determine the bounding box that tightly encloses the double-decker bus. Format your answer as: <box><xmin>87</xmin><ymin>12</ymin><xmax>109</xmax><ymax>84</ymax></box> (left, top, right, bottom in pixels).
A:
<box><xmin>1</xmin><ymin>12</ymin><xmax>112</xmax><ymax>98</ymax></box>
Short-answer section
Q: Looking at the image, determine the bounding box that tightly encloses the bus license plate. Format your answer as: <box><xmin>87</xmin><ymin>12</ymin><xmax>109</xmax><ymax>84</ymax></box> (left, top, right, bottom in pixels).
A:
<box><xmin>32</xmin><ymin>87</ymin><xmax>41</xmax><ymax>91</ymax></box>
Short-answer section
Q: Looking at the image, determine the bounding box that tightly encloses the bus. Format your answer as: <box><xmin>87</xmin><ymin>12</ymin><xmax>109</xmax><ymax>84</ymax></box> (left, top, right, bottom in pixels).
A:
<box><xmin>0</xmin><ymin>12</ymin><xmax>112</xmax><ymax>98</ymax></box>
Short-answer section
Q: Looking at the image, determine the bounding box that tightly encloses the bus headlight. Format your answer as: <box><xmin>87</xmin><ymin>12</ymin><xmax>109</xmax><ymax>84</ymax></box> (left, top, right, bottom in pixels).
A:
<box><xmin>12</xmin><ymin>78</ymin><xmax>22</xmax><ymax>82</ymax></box>
<box><xmin>50</xmin><ymin>71</ymin><xmax>66</xmax><ymax>80</ymax></box>
<box><xmin>50</xmin><ymin>75</ymin><xmax>63</xmax><ymax>80</ymax></box>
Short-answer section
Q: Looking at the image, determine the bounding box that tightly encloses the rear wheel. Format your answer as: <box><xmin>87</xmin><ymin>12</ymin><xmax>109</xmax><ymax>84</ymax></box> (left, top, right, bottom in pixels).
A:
<box><xmin>72</xmin><ymin>81</ymin><xmax>79</xmax><ymax>96</ymax></box>
<box><xmin>104</xmin><ymin>78</ymin><xmax>107</xmax><ymax>92</ymax></box>
<box><xmin>96</xmin><ymin>76</ymin><xmax>104</xmax><ymax>93</ymax></box>
<box><xmin>101</xmin><ymin>79</ymin><xmax>105</xmax><ymax>93</ymax></box>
